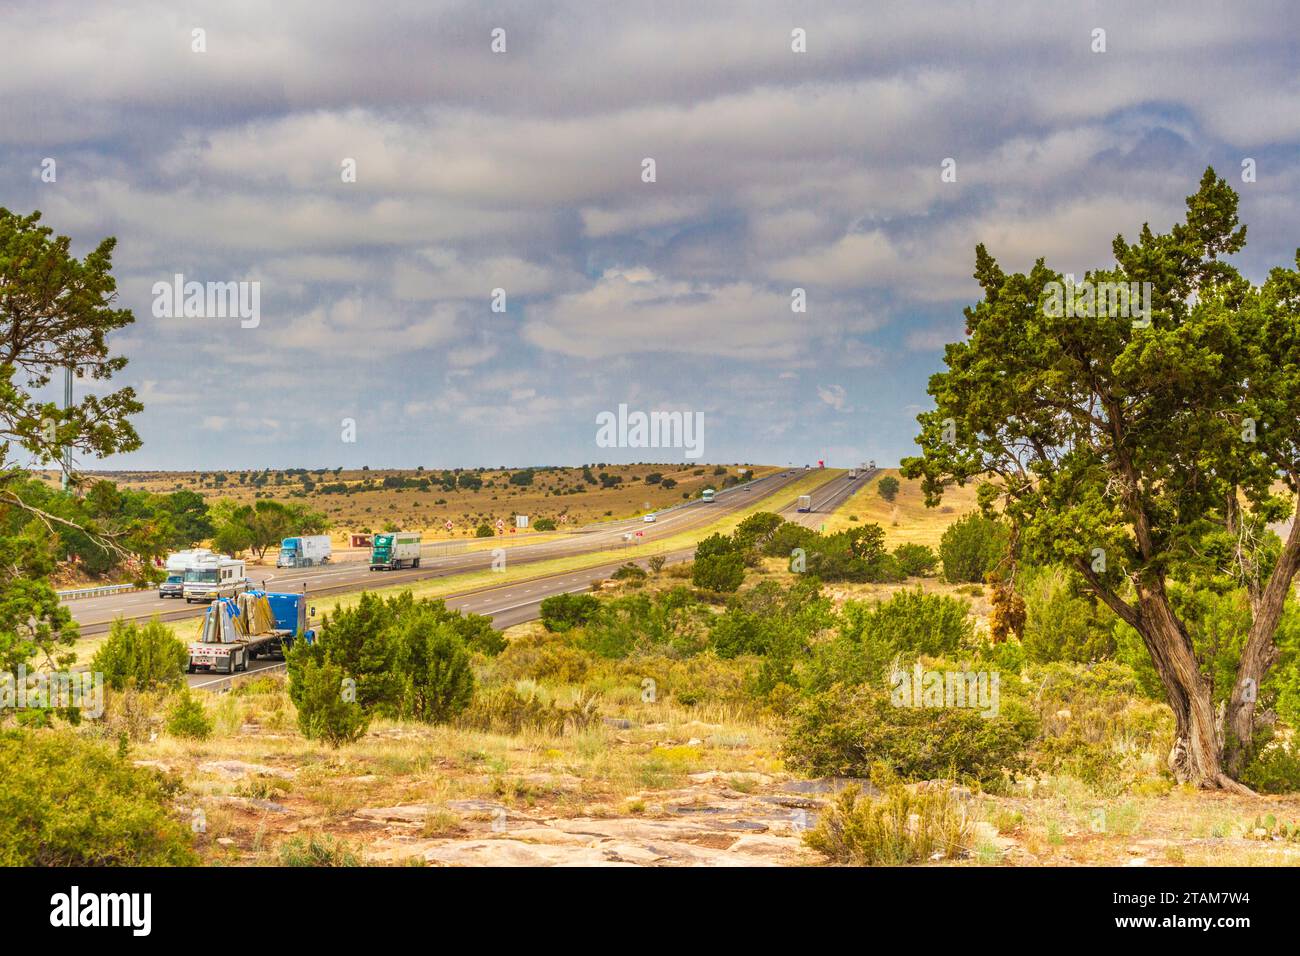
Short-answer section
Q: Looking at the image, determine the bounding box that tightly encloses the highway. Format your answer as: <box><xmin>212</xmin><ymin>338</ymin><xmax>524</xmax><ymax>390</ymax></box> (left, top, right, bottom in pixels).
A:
<box><xmin>777</xmin><ymin>467</ymin><xmax>879</xmax><ymax>528</ymax></box>
<box><xmin>68</xmin><ymin>467</ymin><xmax>834</xmax><ymax>641</ymax></box>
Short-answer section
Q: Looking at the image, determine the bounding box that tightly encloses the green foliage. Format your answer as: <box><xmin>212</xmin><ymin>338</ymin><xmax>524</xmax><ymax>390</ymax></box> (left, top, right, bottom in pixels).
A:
<box><xmin>893</xmin><ymin>542</ymin><xmax>939</xmax><ymax>577</ymax></box>
<box><xmin>165</xmin><ymin>689</ymin><xmax>213</xmax><ymax>740</ymax></box>
<box><xmin>459</xmin><ymin>684</ymin><xmax>600</xmax><ymax>736</ymax></box>
<box><xmin>292</xmin><ymin>658</ymin><xmax>370</xmax><ymax>746</ymax></box>
<box><xmin>211</xmin><ymin>499</ymin><xmax>328</xmax><ymax>558</ymax></box>
<box><xmin>532</xmin><ymin>517</ymin><xmax>557</xmax><ymax>531</ymax></box>
<box><xmin>939</xmin><ymin>513</ymin><xmax>1009</xmax><ymax>583</ymax></box>
<box><xmin>691</xmin><ymin>552</ymin><xmax>745</xmax><ymax>592</ymax></box>
<box><xmin>540</xmin><ymin>593</ymin><xmax>602</xmax><ymax>632</ymax></box>
<box><xmin>91</xmin><ymin>617</ymin><xmax>188</xmax><ymax>691</ymax></box>
<box><xmin>1020</xmin><ymin>565</ymin><xmax>1118</xmax><ymax>663</ymax></box>
<box><xmin>388</xmin><ymin>615</ymin><xmax>475</xmax><ymax>723</ymax></box>
<box><xmin>611</xmin><ymin>562</ymin><xmax>648</xmax><ymax>583</ymax></box>
<box><xmin>783</xmin><ymin>683</ymin><xmax>1036</xmax><ymax>787</ymax></box>
<box><xmin>475</xmin><ymin>522</ymin><xmax>495</xmax><ymax>538</ymax></box>
<box><xmin>1241</xmin><ymin>741</ymin><xmax>1300</xmax><ymax>794</ymax></box>
<box><xmin>876</xmin><ymin>475</ymin><xmax>901</xmax><ymax>502</ymax></box>
<box><xmin>806</xmin><ymin>783</ymin><xmax>970</xmax><ymax>865</ymax></box>
<box><xmin>0</xmin><ymin>729</ymin><xmax>196</xmax><ymax>865</ymax></box>
<box><xmin>578</xmin><ymin>587</ymin><xmax>710</xmax><ymax>659</ymax></box>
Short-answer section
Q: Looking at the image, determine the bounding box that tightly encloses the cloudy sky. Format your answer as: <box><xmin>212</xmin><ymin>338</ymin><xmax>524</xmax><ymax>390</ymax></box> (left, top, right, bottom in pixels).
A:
<box><xmin>4</xmin><ymin>0</ymin><xmax>1299</xmax><ymax>470</ymax></box>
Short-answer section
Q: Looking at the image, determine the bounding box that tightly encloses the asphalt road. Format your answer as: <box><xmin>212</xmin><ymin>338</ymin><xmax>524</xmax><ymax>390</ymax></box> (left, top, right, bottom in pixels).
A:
<box><xmin>181</xmin><ymin>467</ymin><xmax>875</xmax><ymax>690</ymax></box>
<box><xmin>69</xmin><ymin>467</ymin><xmax>833</xmax><ymax>640</ymax></box>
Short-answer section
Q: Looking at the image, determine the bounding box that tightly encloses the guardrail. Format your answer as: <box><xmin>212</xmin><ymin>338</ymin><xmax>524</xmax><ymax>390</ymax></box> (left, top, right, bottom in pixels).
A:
<box><xmin>57</xmin><ymin>583</ymin><xmax>145</xmax><ymax>601</ymax></box>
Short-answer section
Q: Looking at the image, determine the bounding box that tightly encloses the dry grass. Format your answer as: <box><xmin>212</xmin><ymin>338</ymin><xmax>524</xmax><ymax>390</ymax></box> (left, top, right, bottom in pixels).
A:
<box><xmin>821</xmin><ymin>469</ymin><xmax>982</xmax><ymax>548</ymax></box>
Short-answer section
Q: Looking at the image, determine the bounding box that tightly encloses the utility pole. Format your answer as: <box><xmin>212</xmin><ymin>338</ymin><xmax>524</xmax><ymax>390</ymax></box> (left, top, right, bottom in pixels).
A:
<box><xmin>61</xmin><ymin>366</ymin><xmax>72</xmax><ymax>491</ymax></box>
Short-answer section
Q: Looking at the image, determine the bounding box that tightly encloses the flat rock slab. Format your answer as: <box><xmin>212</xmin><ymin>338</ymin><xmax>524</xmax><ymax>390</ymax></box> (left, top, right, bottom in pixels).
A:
<box><xmin>779</xmin><ymin>777</ymin><xmax>874</xmax><ymax>795</ymax></box>
<box><xmin>199</xmin><ymin>760</ymin><xmax>296</xmax><ymax>780</ymax></box>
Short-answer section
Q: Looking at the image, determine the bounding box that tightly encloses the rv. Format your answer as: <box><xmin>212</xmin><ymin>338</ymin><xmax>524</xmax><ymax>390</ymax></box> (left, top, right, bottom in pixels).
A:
<box><xmin>160</xmin><ymin>548</ymin><xmax>212</xmax><ymax>599</ymax></box>
<box><xmin>182</xmin><ymin>553</ymin><xmax>248</xmax><ymax>603</ymax></box>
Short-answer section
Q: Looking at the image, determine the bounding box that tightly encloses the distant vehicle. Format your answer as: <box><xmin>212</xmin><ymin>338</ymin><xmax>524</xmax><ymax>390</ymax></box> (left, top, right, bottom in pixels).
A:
<box><xmin>370</xmin><ymin>531</ymin><xmax>422</xmax><ymax>570</ymax></box>
<box><xmin>796</xmin><ymin>495</ymin><xmax>813</xmax><ymax>513</ymax></box>
<box><xmin>701</xmin><ymin>488</ymin><xmax>716</xmax><ymax>502</ymax></box>
<box><xmin>643</xmin><ymin>513</ymin><xmax>657</xmax><ymax>523</ymax></box>
<box><xmin>161</xmin><ymin>548</ymin><xmax>208</xmax><ymax>597</ymax></box>
<box><xmin>183</xmin><ymin>553</ymin><xmax>247</xmax><ymax>603</ymax></box>
<box><xmin>187</xmin><ymin>590</ymin><xmax>315</xmax><ymax>674</ymax></box>
<box><xmin>867</xmin><ymin>460</ymin><xmax>876</xmax><ymax>471</ymax></box>
<box><xmin>848</xmin><ymin>468</ymin><xmax>859</xmax><ymax>479</ymax></box>
<box><xmin>158</xmin><ymin>573</ymin><xmax>185</xmax><ymax>599</ymax></box>
<box><xmin>277</xmin><ymin>535</ymin><xmax>332</xmax><ymax>568</ymax></box>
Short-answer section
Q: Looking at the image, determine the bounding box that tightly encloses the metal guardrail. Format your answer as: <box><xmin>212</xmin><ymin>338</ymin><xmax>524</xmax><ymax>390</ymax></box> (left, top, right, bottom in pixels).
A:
<box><xmin>57</xmin><ymin>583</ymin><xmax>144</xmax><ymax>601</ymax></box>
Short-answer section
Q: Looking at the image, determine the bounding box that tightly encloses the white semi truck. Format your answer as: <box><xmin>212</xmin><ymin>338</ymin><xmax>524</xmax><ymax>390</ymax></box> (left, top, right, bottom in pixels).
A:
<box><xmin>183</xmin><ymin>553</ymin><xmax>248</xmax><ymax>603</ymax></box>
<box><xmin>797</xmin><ymin>495</ymin><xmax>813</xmax><ymax>512</ymax></box>
<box><xmin>277</xmin><ymin>535</ymin><xmax>332</xmax><ymax>568</ymax></box>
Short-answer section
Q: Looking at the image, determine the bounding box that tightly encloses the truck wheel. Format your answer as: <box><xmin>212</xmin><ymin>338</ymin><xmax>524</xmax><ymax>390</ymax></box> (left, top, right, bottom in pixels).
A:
<box><xmin>413</xmin><ymin>559</ymin><xmax>420</xmax><ymax>568</ymax></box>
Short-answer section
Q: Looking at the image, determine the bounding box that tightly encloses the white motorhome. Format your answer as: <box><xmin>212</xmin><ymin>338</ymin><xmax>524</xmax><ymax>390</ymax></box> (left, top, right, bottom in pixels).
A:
<box><xmin>160</xmin><ymin>548</ymin><xmax>212</xmax><ymax>599</ymax></box>
<box><xmin>182</xmin><ymin>553</ymin><xmax>248</xmax><ymax>603</ymax></box>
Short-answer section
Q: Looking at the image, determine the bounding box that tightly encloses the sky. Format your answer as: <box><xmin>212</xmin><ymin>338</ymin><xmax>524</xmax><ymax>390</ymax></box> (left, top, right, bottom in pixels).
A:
<box><xmin>3</xmin><ymin>0</ymin><xmax>1299</xmax><ymax>471</ymax></box>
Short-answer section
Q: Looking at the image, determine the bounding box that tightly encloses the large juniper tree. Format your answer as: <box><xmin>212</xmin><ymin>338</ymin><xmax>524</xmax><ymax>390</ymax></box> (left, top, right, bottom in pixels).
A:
<box><xmin>903</xmin><ymin>169</ymin><xmax>1300</xmax><ymax>790</ymax></box>
<box><xmin>0</xmin><ymin>208</ymin><xmax>143</xmax><ymax>670</ymax></box>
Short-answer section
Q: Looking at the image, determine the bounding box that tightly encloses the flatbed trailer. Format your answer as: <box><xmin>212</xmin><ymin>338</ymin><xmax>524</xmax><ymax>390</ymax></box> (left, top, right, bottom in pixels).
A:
<box><xmin>187</xmin><ymin>591</ymin><xmax>314</xmax><ymax>674</ymax></box>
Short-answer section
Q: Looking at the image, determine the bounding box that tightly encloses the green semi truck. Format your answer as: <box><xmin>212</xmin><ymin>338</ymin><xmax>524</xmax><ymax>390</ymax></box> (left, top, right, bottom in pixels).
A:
<box><xmin>369</xmin><ymin>531</ymin><xmax>422</xmax><ymax>570</ymax></box>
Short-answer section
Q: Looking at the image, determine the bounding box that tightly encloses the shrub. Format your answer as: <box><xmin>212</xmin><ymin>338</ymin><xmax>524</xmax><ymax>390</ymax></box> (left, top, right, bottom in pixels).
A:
<box><xmin>939</xmin><ymin>513</ymin><xmax>1010</xmax><ymax>583</ymax></box>
<box><xmin>893</xmin><ymin>543</ymin><xmax>938</xmax><ymax>577</ymax></box>
<box><xmin>475</xmin><ymin>523</ymin><xmax>495</xmax><ymax>537</ymax></box>
<box><xmin>165</xmin><ymin>690</ymin><xmax>213</xmax><ymax>740</ymax></box>
<box><xmin>843</xmin><ymin>588</ymin><xmax>973</xmax><ymax>656</ymax></box>
<box><xmin>277</xmin><ymin>834</ymin><xmax>360</xmax><ymax>866</ymax></box>
<box><xmin>0</xmin><ymin>729</ymin><xmax>196</xmax><ymax>865</ymax></box>
<box><xmin>876</xmin><ymin>475</ymin><xmax>901</xmax><ymax>502</ymax></box>
<box><xmin>388</xmin><ymin>618</ymin><xmax>475</xmax><ymax>723</ymax></box>
<box><xmin>293</xmin><ymin>659</ymin><xmax>369</xmax><ymax>746</ymax></box>
<box><xmin>91</xmin><ymin>617</ymin><xmax>188</xmax><ymax>691</ymax></box>
<box><xmin>784</xmin><ymin>683</ymin><xmax>1036</xmax><ymax>787</ymax></box>
<box><xmin>532</xmin><ymin>517</ymin><xmax>557</xmax><ymax>531</ymax></box>
<box><xmin>692</xmin><ymin>553</ymin><xmax>745</xmax><ymax>592</ymax></box>
<box><xmin>459</xmin><ymin>684</ymin><xmax>600</xmax><ymax>736</ymax></box>
<box><xmin>647</xmin><ymin>555</ymin><xmax>667</xmax><ymax>574</ymax></box>
<box><xmin>806</xmin><ymin>784</ymin><xmax>970</xmax><ymax>865</ymax></box>
<box><xmin>612</xmin><ymin>562</ymin><xmax>648</xmax><ymax>583</ymax></box>
<box><xmin>1020</xmin><ymin>565</ymin><xmax>1117</xmax><ymax>662</ymax></box>
<box><xmin>1240</xmin><ymin>741</ymin><xmax>1300</xmax><ymax>794</ymax></box>
<box><xmin>540</xmin><ymin>593</ymin><xmax>601</xmax><ymax>632</ymax></box>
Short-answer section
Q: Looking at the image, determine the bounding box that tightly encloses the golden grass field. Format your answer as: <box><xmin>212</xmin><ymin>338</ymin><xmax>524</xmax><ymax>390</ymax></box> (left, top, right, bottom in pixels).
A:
<box><xmin>52</xmin><ymin>463</ymin><xmax>778</xmax><ymax>542</ymax></box>
<box><xmin>822</xmin><ymin>468</ymin><xmax>983</xmax><ymax>547</ymax></box>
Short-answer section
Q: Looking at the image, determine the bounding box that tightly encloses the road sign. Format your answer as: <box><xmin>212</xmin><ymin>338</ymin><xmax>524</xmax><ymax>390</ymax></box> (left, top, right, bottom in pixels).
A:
<box><xmin>444</xmin><ymin>520</ymin><xmax>453</xmax><ymax>531</ymax></box>
<box><xmin>495</xmin><ymin>518</ymin><xmax>505</xmax><ymax>531</ymax></box>
<box><xmin>516</xmin><ymin>515</ymin><xmax>528</xmax><ymax>529</ymax></box>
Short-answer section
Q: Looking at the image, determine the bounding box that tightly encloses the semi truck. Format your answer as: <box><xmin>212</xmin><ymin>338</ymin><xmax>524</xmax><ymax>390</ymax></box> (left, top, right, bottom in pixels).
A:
<box><xmin>160</xmin><ymin>548</ymin><xmax>212</xmax><ymax>599</ymax></box>
<box><xmin>277</xmin><ymin>535</ymin><xmax>332</xmax><ymax>568</ymax></box>
<box><xmin>797</xmin><ymin>495</ymin><xmax>813</xmax><ymax>512</ymax></box>
<box><xmin>369</xmin><ymin>531</ymin><xmax>422</xmax><ymax>570</ymax></box>
<box><xmin>848</xmin><ymin>468</ymin><xmax>859</xmax><ymax>479</ymax></box>
<box><xmin>187</xmin><ymin>590</ymin><xmax>315</xmax><ymax>674</ymax></box>
<box><xmin>182</xmin><ymin>553</ymin><xmax>248</xmax><ymax>603</ymax></box>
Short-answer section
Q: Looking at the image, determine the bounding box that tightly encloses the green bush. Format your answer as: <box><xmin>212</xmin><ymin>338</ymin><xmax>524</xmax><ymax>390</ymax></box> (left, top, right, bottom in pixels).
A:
<box><xmin>691</xmin><ymin>553</ymin><xmax>745</xmax><ymax>592</ymax></box>
<box><xmin>1020</xmin><ymin>565</ymin><xmax>1117</xmax><ymax>663</ymax></box>
<box><xmin>91</xmin><ymin>617</ymin><xmax>188</xmax><ymax>691</ymax></box>
<box><xmin>784</xmin><ymin>683</ymin><xmax>1037</xmax><ymax>788</ymax></box>
<box><xmin>612</xmin><ymin>562</ymin><xmax>648</xmax><ymax>583</ymax></box>
<box><xmin>293</xmin><ymin>659</ymin><xmax>369</xmax><ymax>746</ymax></box>
<box><xmin>1241</xmin><ymin>741</ymin><xmax>1300</xmax><ymax>794</ymax></box>
<box><xmin>843</xmin><ymin>588</ymin><xmax>973</xmax><ymax>656</ymax></box>
<box><xmin>0</xmin><ymin>729</ymin><xmax>196</xmax><ymax>865</ymax></box>
<box><xmin>893</xmin><ymin>543</ymin><xmax>938</xmax><ymax>577</ymax></box>
<box><xmin>388</xmin><ymin>617</ymin><xmax>475</xmax><ymax>723</ymax></box>
<box><xmin>475</xmin><ymin>523</ymin><xmax>495</xmax><ymax>537</ymax></box>
<box><xmin>165</xmin><ymin>690</ymin><xmax>213</xmax><ymax>740</ymax></box>
<box><xmin>876</xmin><ymin>475</ymin><xmax>901</xmax><ymax>502</ymax></box>
<box><xmin>939</xmin><ymin>513</ymin><xmax>1010</xmax><ymax>583</ymax></box>
<box><xmin>806</xmin><ymin>783</ymin><xmax>970</xmax><ymax>865</ymax></box>
<box><xmin>579</xmin><ymin>588</ymin><xmax>709</xmax><ymax>659</ymax></box>
<box><xmin>540</xmin><ymin>592</ymin><xmax>601</xmax><ymax>632</ymax></box>
<box><xmin>532</xmin><ymin>517</ymin><xmax>557</xmax><ymax>531</ymax></box>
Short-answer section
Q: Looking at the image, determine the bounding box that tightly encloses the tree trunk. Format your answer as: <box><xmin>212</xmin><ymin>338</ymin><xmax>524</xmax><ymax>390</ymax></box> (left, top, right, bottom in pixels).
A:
<box><xmin>1134</xmin><ymin>588</ymin><xmax>1249</xmax><ymax>792</ymax></box>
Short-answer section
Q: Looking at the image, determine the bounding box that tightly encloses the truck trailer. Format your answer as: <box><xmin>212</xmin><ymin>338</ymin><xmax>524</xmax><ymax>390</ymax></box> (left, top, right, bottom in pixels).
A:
<box><xmin>369</xmin><ymin>531</ymin><xmax>422</xmax><ymax>570</ymax></box>
<box><xmin>182</xmin><ymin>553</ymin><xmax>247</xmax><ymax>603</ymax></box>
<box><xmin>187</xmin><ymin>590</ymin><xmax>315</xmax><ymax>674</ymax></box>
<box><xmin>277</xmin><ymin>535</ymin><xmax>332</xmax><ymax>568</ymax></box>
<box><xmin>796</xmin><ymin>495</ymin><xmax>813</xmax><ymax>512</ymax></box>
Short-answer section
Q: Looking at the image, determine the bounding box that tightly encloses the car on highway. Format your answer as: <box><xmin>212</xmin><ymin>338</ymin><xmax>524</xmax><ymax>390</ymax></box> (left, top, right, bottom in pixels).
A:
<box><xmin>158</xmin><ymin>573</ymin><xmax>185</xmax><ymax>599</ymax></box>
<box><xmin>643</xmin><ymin>513</ymin><xmax>657</xmax><ymax>522</ymax></box>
